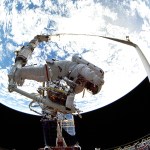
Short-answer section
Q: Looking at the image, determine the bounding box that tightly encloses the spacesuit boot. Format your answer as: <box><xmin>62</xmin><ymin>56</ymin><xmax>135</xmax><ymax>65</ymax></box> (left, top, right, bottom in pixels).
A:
<box><xmin>65</xmin><ymin>93</ymin><xmax>75</xmax><ymax>110</ymax></box>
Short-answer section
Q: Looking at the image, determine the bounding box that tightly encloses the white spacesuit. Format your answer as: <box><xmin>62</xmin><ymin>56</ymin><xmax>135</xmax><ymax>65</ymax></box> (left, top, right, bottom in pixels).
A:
<box><xmin>12</xmin><ymin>35</ymin><xmax>104</xmax><ymax>110</ymax></box>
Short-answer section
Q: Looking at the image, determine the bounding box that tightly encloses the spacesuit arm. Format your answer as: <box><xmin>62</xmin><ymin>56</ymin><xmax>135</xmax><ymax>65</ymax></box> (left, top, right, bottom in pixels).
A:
<box><xmin>8</xmin><ymin>35</ymin><xmax>51</xmax><ymax>87</ymax></box>
<box><xmin>14</xmin><ymin>64</ymin><xmax>52</xmax><ymax>85</ymax></box>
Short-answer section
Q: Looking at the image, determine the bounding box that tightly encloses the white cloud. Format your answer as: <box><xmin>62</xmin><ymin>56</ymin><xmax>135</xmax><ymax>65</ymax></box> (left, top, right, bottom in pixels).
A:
<box><xmin>0</xmin><ymin>0</ymin><xmax>150</xmax><ymax>114</ymax></box>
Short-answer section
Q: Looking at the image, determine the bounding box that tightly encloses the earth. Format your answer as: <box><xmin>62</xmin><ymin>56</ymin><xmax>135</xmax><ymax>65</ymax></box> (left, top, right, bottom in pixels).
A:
<box><xmin>0</xmin><ymin>0</ymin><xmax>150</xmax><ymax>115</ymax></box>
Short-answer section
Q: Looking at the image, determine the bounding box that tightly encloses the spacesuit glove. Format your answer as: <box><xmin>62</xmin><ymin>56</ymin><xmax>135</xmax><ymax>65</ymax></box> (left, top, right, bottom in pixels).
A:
<box><xmin>16</xmin><ymin>78</ymin><xmax>25</xmax><ymax>86</ymax></box>
<box><xmin>13</xmin><ymin>68</ymin><xmax>25</xmax><ymax>86</ymax></box>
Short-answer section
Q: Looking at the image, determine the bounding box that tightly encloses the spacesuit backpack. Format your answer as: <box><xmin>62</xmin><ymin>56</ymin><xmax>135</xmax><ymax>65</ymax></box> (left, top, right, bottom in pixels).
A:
<box><xmin>71</xmin><ymin>54</ymin><xmax>104</xmax><ymax>94</ymax></box>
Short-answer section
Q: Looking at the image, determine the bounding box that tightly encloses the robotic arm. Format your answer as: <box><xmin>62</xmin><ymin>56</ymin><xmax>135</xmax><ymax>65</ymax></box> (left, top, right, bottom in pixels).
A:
<box><xmin>8</xmin><ymin>35</ymin><xmax>50</xmax><ymax>91</ymax></box>
<box><xmin>15</xmin><ymin>35</ymin><xmax>49</xmax><ymax>66</ymax></box>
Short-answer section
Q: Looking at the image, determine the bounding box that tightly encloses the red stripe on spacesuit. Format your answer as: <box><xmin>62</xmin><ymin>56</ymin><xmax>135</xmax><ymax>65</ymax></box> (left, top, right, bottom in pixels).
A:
<box><xmin>45</xmin><ymin>64</ymin><xmax>50</xmax><ymax>81</ymax></box>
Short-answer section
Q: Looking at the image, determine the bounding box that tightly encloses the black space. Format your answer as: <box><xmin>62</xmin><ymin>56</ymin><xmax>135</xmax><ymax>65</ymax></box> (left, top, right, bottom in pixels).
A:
<box><xmin>0</xmin><ymin>77</ymin><xmax>150</xmax><ymax>150</ymax></box>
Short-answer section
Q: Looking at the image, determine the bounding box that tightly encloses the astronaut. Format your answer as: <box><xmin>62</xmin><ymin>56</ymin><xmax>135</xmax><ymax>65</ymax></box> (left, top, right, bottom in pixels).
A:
<box><xmin>11</xmin><ymin>35</ymin><xmax>104</xmax><ymax>110</ymax></box>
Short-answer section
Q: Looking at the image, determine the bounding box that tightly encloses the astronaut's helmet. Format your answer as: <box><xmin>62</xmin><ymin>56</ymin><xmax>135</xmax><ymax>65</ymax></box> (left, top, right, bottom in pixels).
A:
<box><xmin>75</xmin><ymin>74</ymin><xmax>104</xmax><ymax>95</ymax></box>
<box><xmin>85</xmin><ymin>76</ymin><xmax>104</xmax><ymax>95</ymax></box>
<box><xmin>85</xmin><ymin>82</ymin><xmax>98</xmax><ymax>94</ymax></box>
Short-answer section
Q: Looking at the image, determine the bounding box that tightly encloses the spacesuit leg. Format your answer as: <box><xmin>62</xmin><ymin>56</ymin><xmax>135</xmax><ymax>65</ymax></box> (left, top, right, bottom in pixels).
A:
<box><xmin>65</xmin><ymin>93</ymin><xmax>75</xmax><ymax>110</ymax></box>
<box><xmin>14</xmin><ymin>64</ymin><xmax>52</xmax><ymax>85</ymax></box>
